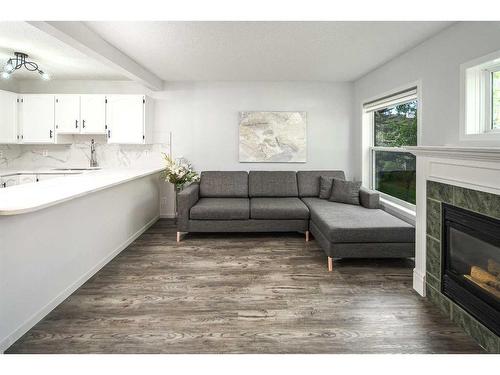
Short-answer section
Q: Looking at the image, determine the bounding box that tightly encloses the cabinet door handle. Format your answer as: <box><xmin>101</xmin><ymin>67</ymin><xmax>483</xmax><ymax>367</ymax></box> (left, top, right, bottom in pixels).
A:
<box><xmin>49</xmin><ymin>130</ymin><xmax>53</xmax><ymax>139</ymax></box>
<box><xmin>108</xmin><ymin>129</ymin><xmax>111</xmax><ymax>138</ymax></box>
<box><xmin>75</xmin><ymin>120</ymin><xmax>78</xmax><ymax>128</ymax></box>
<box><xmin>82</xmin><ymin>120</ymin><xmax>86</xmax><ymax>128</ymax></box>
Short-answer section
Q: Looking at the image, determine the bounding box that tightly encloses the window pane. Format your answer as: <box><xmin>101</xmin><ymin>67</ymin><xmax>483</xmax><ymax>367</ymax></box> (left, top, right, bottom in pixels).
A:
<box><xmin>374</xmin><ymin>150</ymin><xmax>416</xmax><ymax>204</ymax></box>
<box><xmin>374</xmin><ymin>100</ymin><xmax>417</xmax><ymax>147</ymax></box>
<box><xmin>493</xmin><ymin>71</ymin><xmax>500</xmax><ymax>130</ymax></box>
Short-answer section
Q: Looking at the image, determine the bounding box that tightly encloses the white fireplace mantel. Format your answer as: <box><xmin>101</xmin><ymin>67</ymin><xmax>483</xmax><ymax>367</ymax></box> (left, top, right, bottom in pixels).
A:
<box><xmin>405</xmin><ymin>146</ymin><xmax>500</xmax><ymax>296</ymax></box>
<box><xmin>405</xmin><ymin>146</ymin><xmax>500</xmax><ymax>161</ymax></box>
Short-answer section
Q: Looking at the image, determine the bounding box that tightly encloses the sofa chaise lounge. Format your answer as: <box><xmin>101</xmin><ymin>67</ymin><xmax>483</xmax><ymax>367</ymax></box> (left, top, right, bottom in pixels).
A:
<box><xmin>177</xmin><ymin>170</ymin><xmax>415</xmax><ymax>270</ymax></box>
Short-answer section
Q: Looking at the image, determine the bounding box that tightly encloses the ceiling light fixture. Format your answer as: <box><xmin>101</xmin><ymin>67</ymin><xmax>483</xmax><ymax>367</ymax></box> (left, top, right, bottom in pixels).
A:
<box><xmin>1</xmin><ymin>52</ymin><xmax>50</xmax><ymax>80</ymax></box>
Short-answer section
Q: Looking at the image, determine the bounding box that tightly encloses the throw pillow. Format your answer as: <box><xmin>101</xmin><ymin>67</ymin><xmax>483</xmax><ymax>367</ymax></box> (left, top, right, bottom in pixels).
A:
<box><xmin>319</xmin><ymin>176</ymin><xmax>334</xmax><ymax>199</ymax></box>
<box><xmin>329</xmin><ymin>178</ymin><xmax>361</xmax><ymax>205</ymax></box>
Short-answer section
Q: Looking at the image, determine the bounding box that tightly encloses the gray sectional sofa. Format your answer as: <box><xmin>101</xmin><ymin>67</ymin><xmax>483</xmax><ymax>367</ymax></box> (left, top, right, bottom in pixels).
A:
<box><xmin>177</xmin><ymin>170</ymin><xmax>415</xmax><ymax>270</ymax></box>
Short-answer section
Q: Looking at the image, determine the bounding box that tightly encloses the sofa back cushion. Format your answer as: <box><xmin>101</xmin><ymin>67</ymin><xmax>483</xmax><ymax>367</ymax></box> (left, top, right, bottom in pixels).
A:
<box><xmin>296</xmin><ymin>170</ymin><xmax>346</xmax><ymax>197</ymax></box>
<box><xmin>248</xmin><ymin>171</ymin><xmax>298</xmax><ymax>197</ymax></box>
<box><xmin>329</xmin><ymin>178</ymin><xmax>361</xmax><ymax>205</ymax></box>
<box><xmin>199</xmin><ymin>171</ymin><xmax>249</xmax><ymax>198</ymax></box>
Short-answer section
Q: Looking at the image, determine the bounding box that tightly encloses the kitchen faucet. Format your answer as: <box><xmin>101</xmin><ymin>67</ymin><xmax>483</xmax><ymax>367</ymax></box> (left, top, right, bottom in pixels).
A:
<box><xmin>90</xmin><ymin>139</ymin><xmax>98</xmax><ymax>168</ymax></box>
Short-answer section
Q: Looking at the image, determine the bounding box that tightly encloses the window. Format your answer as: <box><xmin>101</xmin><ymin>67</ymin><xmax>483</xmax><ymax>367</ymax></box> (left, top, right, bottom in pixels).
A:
<box><xmin>461</xmin><ymin>51</ymin><xmax>500</xmax><ymax>140</ymax></box>
<box><xmin>493</xmin><ymin>70</ymin><xmax>500</xmax><ymax>130</ymax></box>
<box><xmin>364</xmin><ymin>88</ymin><xmax>417</xmax><ymax>207</ymax></box>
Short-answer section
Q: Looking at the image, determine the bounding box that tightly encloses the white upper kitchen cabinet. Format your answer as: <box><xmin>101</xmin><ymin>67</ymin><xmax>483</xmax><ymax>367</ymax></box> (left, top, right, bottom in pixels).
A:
<box><xmin>106</xmin><ymin>95</ymin><xmax>154</xmax><ymax>144</ymax></box>
<box><xmin>19</xmin><ymin>95</ymin><xmax>55</xmax><ymax>144</ymax></box>
<box><xmin>55</xmin><ymin>95</ymin><xmax>80</xmax><ymax>134</ymax></box>
<box><xmin>0</xmin><ymin>90</ymin><xmax>19</xmax><ymax>143</ymax></box>
<box><xmin>80</xmin><ymin>95</ymin><xmax>106</xmax><ymax>134</ymax></box>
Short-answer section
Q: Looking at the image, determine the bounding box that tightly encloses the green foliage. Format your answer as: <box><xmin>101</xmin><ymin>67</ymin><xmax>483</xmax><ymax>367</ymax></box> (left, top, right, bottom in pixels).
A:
<box><xmin>373</xmin><ymin>99</ymin><xmax>417</xmax><ymax>204</ymax></box>
<box><xmin>374</xmin><ymin>151</ymin><xmax>416</xmax><ymax>204</ymax></box>
<box><xmin>374</xmin><ymin>100</ymin><xmax>417</xmax><ymax>147</ymax></box>
<box><xmin>377</xmin><ymin>170</ymin><xmax>416</xmax><ymax>204</ymax></box>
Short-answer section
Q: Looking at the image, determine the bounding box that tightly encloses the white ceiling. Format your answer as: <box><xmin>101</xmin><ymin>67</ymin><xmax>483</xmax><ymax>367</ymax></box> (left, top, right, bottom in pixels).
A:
<box><xmin>86</xmin><ymin>21</ymin><xmax>453</xmax><ymax>82</ymax></box>
<box><xmin>0</xmin><ymin>21</ymin><xmax>454</xmax><ymax>83</ymax></box>
<box><xmin>0</xmin><ymin>22</ymin><xmax>125</xmax><ymax>80</ymax></box>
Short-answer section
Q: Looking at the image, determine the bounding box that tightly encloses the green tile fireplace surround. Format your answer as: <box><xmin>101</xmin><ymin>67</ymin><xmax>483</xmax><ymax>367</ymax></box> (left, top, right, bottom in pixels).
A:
<box><xmin>426</xmin><ymin>180</ymin><xmax>500</xmax><ymax>353</ymax></box>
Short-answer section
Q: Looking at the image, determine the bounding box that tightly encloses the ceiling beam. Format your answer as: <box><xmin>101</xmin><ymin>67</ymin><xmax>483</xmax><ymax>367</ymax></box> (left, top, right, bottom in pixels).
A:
<box><xmin>27</xmin><ymin>21</ymin><xmax>164</xmax><ymax>91</ymax></box>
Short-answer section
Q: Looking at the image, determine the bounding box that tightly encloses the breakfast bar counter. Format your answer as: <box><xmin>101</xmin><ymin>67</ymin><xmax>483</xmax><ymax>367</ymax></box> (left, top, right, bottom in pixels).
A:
<box><xmin>0</xmin><ymin>166</ymin><xmax>163</xmax><ymax>352</ymax></box>
<box><xmin>0</xmin><ymin>166</ymin><xmax>163</xmax><ymax>215</ymax></box>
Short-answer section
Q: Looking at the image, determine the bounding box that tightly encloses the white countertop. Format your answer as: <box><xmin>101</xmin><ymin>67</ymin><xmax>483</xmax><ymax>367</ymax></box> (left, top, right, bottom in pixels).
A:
<box><xmin>0</xmin><ymin>166</ymin><xmax>164</xmax><ymax>216</ymax></box>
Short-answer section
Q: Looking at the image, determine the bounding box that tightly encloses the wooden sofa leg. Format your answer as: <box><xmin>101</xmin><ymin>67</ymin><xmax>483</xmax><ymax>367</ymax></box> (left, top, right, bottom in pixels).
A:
<box><xmin>305</xmin><ymin>230</ymin><xmax>310</xmax><ymax>242</ymax></box>
<box><xmin>176</xmin><ymin>232</ymin><xmax>181</xmax><ymax>243</ymax></box>
<box><xmin>328</xmin><ymin>257</ymin><xmax>333</xmax><ymax>272</ymax></box>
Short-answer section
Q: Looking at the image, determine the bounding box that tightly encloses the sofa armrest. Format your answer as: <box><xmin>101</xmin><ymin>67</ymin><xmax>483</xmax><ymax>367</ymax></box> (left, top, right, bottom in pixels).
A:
<box><xmin>177</xmin><ymin>183</ymin><xmax>200</xmax><ymax>231</ymax></box>
<box><xmin>359</xmin><ymin>187</ymin><xmax>380</xmax><ymax>209</ymax></box>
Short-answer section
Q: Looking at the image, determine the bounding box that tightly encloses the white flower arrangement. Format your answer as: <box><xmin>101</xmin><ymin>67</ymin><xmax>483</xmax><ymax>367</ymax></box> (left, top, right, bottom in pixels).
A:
<box><xmin>162</xmin><ymin>154</ymin><xmax>200</xmax><ymax>191</ymax></box>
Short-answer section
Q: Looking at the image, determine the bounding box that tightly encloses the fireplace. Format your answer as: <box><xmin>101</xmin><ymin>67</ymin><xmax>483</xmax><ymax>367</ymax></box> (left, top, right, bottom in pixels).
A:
<box><xmin>442</xmin><ymin>203</ymin><xmax>500</xmax><ymax>336</ymax></box>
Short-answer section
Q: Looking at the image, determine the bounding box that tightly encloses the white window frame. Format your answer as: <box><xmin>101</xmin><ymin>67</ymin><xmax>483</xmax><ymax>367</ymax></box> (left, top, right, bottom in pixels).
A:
<box><xmin>460</xmin><ymin>49</ymin><xmax>500</xmax><ymax>141</ymax></box>
<box><xmin>488</xmin><ymin>67</ymin><xmax>500</xmax><ymax>132</ymax></box>
<box><xmin>363</xmin><ymin>86</ymin><xmax>419</xmax><ymax>212</ymax></box>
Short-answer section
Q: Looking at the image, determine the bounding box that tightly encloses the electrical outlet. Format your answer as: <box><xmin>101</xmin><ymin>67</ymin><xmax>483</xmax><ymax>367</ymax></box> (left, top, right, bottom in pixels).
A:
<box><xmin>42</xmin><ymin>149</ymin><xmax>48</xmax><ymax>157</ymax></box>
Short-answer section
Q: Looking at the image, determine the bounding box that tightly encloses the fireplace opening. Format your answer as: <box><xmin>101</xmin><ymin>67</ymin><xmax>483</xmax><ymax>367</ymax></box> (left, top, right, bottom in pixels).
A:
<box><xmin>442</xmin><ymin>203</ymin><xmax>500</xmax><ymax>336</ymax></box>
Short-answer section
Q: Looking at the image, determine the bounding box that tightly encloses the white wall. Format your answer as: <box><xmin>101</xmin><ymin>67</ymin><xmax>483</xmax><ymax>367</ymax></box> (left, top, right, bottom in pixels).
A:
<box><xmin>18</xmin><ymin>80</ymin><xmax>354</xmax><ymax>177</ymax></box>
<box><xmin>352</xmin><ymin>21</ymin><xmax>500</xmax><ymax>180</ymax></box>
<box><xmin>156</xmin><ymin>81</ymin><xmax>353</xmax><ymax>174</ymax></box>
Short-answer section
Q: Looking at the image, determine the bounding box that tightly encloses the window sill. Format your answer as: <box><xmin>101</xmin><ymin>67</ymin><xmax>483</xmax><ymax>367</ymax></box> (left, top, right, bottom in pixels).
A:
<box><xmin>459</xmin><ymin>131</ymin><xmax>500</xmax><ymax>142</ymax></box>
<box><xmin>379</xmin><ymin>197</ymin><xmax>416</xmax><ymax>226</ymax></box>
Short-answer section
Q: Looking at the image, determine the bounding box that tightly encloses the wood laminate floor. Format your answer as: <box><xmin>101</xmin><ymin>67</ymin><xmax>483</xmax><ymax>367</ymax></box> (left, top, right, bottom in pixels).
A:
<box><xmin>6</xmin><ymin>219</ymin><xmax>484</xmax><ymax>354</ymax></box>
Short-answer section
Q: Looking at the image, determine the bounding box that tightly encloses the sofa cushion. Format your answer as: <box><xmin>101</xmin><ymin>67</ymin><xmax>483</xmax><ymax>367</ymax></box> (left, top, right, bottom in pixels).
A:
<box><xmin>329</xmin><ymin>178</ymin><xmax>361</xmax><ymax>205</ymax></box>
<box><xmin>250</xmin><ymin>197</ymin><xmax>310</xmax><ymax>220</ymax></box>
<box><xmin>302</xmin><ymin>197</ymin><xmax>415</xmax><ymax>243</ymax></box>
<box><xmin>190</xmin><ymin>198</ymin><xmax>249</xmax><ymax>220</ymax></box>
<box><xmin>319</xmin><ymin>176</ymin><xmax>334</xmax><ymax>199</ymax></box>
<box><xmin>248</xmin><ymin>171</ymin><xmax>298</xmax><ymax>197</ymax></box>
<box><xmin>297</xmin><ymin>170</ymin><xmax>346</xmax><ymax>197</ymax></box>
<box><xmin>199</xmin><ymin>171</ymin><xmax>248</xmax><ymax>198</ymax></box>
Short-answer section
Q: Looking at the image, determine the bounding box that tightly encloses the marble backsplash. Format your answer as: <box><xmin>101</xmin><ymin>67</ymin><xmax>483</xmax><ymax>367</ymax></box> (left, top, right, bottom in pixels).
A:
<box><xmin>0</xmin><ymin>139</ymin><xmax>169</xmax><ymax>170</ymax></box>
<box><xmin>0</xmin><ymin>140</ymin><xmax>175</xmax><ymax>217</ymax></box>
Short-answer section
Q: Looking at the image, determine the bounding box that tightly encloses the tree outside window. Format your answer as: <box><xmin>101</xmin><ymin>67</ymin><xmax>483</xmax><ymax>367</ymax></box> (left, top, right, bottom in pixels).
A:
<box><xmin>372</xmin><ymin>100</ymin><xmax>417</xmax><ymax>205</ymax></box>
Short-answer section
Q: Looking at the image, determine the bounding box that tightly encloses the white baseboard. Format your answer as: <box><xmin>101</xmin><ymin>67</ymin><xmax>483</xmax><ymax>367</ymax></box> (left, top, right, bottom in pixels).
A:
<box><xmin>0</xmin><ymin>215</ymin><xmax>159</xmax><ymax>353</ymax></box>
<box><xmin>413</xmin><ymin>268</ymin><xmax>426</xmax><ymax>297</ymax></box>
